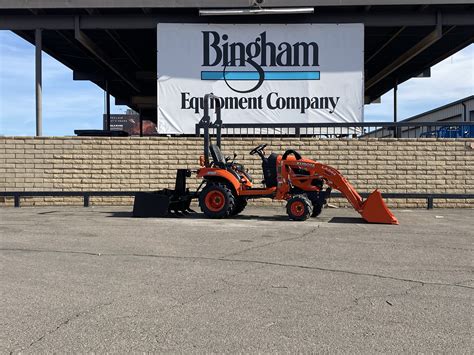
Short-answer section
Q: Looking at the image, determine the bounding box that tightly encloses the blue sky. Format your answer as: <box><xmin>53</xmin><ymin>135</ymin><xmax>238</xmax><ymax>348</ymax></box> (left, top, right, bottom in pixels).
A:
<box><xmin>0</xmin><ymin>30</ymin><xmax>472</xmax><ymax>136</ymax></box>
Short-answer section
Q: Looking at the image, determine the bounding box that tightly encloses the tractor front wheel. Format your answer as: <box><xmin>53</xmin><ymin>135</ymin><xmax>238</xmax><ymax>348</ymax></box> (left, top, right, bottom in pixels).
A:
<box><xmin>231</xmin><ymin>197</ymin><xmax>247</xmax><ymax>216</ymax></box>
<box><xmin>286</xmin><ymin>195</ymin><xmax>313</xmax><ymax>221</ymax></box>
<box><xmin>199</xmin><ymin>183</ymin><xmax>236</xmax><ymax>219</ymax></box>
<box><xmin>311</xmin><ymin>202</ymin><xmax>323</xmax><ymax>217</ymax></box>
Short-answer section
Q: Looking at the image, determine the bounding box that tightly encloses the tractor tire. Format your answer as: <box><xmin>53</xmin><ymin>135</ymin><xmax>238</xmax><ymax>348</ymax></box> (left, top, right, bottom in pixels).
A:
<box><xmin>199</xmin><ymin>183</ymin><xmax>236</xmax><ymax>219</ymax></box>
<box><xmin>286</xmin><ymin>195</ymin><xmax>313</xmax><ymax>221</ymax></box>
<box><xmin>231</xmin><ymin>197</ymin><xmax>247</xmax><ymax>216</ymax></box>
<box><xmin>311</xmin><ymin>202</ymin><xmax>323</xmax><ymax>217</ymax></box>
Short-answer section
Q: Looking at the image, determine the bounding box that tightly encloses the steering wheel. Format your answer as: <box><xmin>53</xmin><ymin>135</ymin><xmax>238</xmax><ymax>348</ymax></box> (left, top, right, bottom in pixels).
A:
<box><xmin>250</xmin><ymin>143</ymin><xmax>267</xmax><ymax>156</ymax></box>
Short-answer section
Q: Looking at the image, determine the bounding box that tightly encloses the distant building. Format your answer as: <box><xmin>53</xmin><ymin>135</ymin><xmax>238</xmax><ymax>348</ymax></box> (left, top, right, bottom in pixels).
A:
<box><xmin>402</xmin><ymin>96</ymin><xmax>474</xmax><ymax>123</ymax></box>
<box><xmin>366</xmin><ymin>96</ymin><xmax>474</xmax><ymax>138</ymax></box>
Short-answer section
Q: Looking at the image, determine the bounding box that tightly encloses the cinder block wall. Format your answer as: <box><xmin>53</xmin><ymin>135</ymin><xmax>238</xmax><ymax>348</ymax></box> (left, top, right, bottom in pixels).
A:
<box><xmin>0</xmin><ymin>137</ymin><xmax>473</xmax><ymax>208</ymax></box>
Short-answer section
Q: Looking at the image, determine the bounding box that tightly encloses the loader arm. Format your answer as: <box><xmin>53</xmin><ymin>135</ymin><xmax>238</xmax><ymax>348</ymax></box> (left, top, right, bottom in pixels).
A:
<box><xmin>313</xmin><ymin>162</ymin><xmax>398</xmax><ymax>224</ymax></box>
<box><xmin>283</xmin><ymin>158</ymin><xmax>398</xmax><ymax>224</ymax></box>
<box><xmin>313</xmin><ymin>163</ymin><xmax>364</xmax><ymax>213</ymax></box>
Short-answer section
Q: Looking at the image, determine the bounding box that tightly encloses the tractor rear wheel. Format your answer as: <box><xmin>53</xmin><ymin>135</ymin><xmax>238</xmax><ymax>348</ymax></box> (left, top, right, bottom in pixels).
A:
<box><xmin>199</xmin><ymin>183</ymin><xmax>236</xmax><ymax>219</ymax></box>
<box><xmin>231</xmin><ymin>197</ymin><xmax>247</xmax><ymax>216</ymax></box>
<box><xmin>286</xmin><ymin>195</ymin><xmax>313</xmax><ymax>221</ymax></box>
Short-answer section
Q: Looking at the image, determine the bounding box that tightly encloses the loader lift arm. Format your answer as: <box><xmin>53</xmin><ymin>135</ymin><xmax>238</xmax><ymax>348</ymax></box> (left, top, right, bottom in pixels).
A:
<box><xmin>313</xmin><ymin>163</ymin><xmax>364</xmax><ymax>212</ymax></box>
<box><xmin>311</xmin><ymin>163</ymin><xmax>398</xmax><ymax>224</ymax></box>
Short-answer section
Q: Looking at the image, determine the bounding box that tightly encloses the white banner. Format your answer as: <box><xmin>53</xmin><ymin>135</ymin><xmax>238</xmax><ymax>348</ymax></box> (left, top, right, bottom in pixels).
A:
<box><xmin>157</xmin><ymin>23</ymin><xmax>364</xmax><ymax>134</ymax></box>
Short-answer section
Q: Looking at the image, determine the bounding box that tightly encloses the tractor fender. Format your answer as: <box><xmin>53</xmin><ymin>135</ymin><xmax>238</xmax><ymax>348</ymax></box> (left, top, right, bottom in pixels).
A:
<box><xmin>197</xmin><ymin>168</ymin><xmax>241</xmax><ymax>194</ymax></box>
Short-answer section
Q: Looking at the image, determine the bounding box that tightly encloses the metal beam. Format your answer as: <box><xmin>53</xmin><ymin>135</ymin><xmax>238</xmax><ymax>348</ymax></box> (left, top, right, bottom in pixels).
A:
<box><xmin>105</xmin><ymin>29</ymin><xmax>143</xmax><ymax>69</ymax></box>
<box><xmin>422</xmin><ymin>35</ymin><xmax>474</xmax><ymax>71</ymax></box>
<box><xmin>365</xmin><ymin>34</ymin><xmax>471</xmax><ymax>100</ymax></box>
<box><xmin>131</xmin><ymin>96</ymin><xmax>156</xmax><ymax>105</ymax></box>
<box><xmin>130</xmin><ymin>96</ymin><xmax>157</xmax><ymax>109</ymax></box>
<box><xmin>366</xmin><ymin>14</ymin><xmax>443</xmax><ymax>90</ymax></box>
<box><xmin>84</xmin><ymin>8</ymin><xmax>143</xmax><ymax>69</ymax></box>
<box><xmin>73</xmin><ymin>71</ymin><xmax>106</xmax><ymax>81</ymax></box>
<box><xmin>73</xmin><ymin>71</ymin><xmax>125</xmax><ymax>83</ymax></box>
<box><xmin>416</xmin><ymin>68</ymin><xmax>431</xmax><ymax>78</ymax></box>
<box><xmin>74</xmin><ymin>17</ymin><xmax>140</xmax><ymax>92</ymax></box>
<box><xmin>0</xmin><ymin>0</ymin><xmax>470</xmax><ymax>9</ymax></box>
<box><xmin>16</xmin><ymin>30</ymin><xmax>118</xmax><ymax>105</ymax></box>
<box><xmin>54</xmin><ymin>30</ymin><xmax>105</xmax><ymax>70</ymax></box>
<box><xmin>15</xmin><ymin>30</ymin><xmax>78</xmax><ymax>70</ymax></box>
<box><xmin>115</xmin><ymin>98</ymin><xmax>130</xmax><ymax>106</ymax></box>
<box><xmin>365</xmin><ymin>26</ymin><xmax>405</xmax><ymax>64</ymax></box>
<box><xmin>2</xmin><ymin>11</ymin><xmax>473</xmax><ymax>30</ymax></box>
<box><xmin>28</xmin><ymin>8</ymin><xmax>105</xmax><ymax>71</ymax></box>
<box><xmin>418</xmin><ymin>4</ymin><xmax>430</xmax><ymax>12</ymax></box>
<box><xmin>135</xmin><ymin>71</ymin><xmax>156</xmax><ymax>81</ymax></box>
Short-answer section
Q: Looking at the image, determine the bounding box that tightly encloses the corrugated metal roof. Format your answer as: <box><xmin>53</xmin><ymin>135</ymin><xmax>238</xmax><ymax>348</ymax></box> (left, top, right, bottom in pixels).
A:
<box><xmin>401</xmin><ymin>95</ymin><xmax>474</xmax><ymax>122</ymax></box>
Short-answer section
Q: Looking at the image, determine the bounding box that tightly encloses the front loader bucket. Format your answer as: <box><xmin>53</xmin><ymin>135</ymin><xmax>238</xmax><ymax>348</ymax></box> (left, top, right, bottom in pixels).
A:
<box><xmin>360</xmin><ymin>190</ymin><xmax>398</xmax><ymax>225</ymax></box>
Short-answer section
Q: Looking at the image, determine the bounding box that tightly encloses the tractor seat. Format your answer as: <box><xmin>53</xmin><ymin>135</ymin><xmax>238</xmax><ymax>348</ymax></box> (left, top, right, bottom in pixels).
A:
<box><xmin>262</xmin><ymin>153</ymin><xmax>278</xmax><ymax>187</ymax></box>
<box><xmin>209</xmin><ymin>144</ymin><xmax>225</xmax><ymax>168</ymax></box>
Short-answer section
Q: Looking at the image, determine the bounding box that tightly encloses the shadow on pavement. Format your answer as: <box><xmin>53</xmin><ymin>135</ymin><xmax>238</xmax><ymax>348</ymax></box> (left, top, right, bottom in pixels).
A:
<box><xmin>104</xmin><ymin>211</ymin><xmax>290</xmax><ymax>222</ymax></box>
<box><xmin>233</xmin><ymin>214</ymin><xmax>289</xmax><ymax>221</ymax></box>
<box><xmin>328</xmin><ymin>217</ymin><xmax>366</xmax><ymax>224</ymax></box>
<box><xmin>105</xmin><ymin>211</ymin><xmax>134</xmax><ymax>218</ymax></box>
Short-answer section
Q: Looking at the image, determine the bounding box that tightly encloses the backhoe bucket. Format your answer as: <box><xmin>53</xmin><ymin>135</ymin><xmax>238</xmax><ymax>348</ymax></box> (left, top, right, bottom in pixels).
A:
<box><xmin>360</xmin><ymin>190</ymin><xmax>398</xmax><ymax>225</ymax></box>
<box><xmin>132</xmin><ymin>189</ymin><xmax>193</xmax><ymax>217</ymax></box>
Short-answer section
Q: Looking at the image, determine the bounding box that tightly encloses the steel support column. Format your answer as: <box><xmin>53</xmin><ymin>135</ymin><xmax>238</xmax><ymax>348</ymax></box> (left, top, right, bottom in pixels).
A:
<box><xmin>35</xmin><ymin>28</ymin><xmax>43</xmax><ymax>136</ymax></box>
<box><xmin>393</xmin><ymin>78</ymin><xmax>400</xmax><ymax>138</ymax></box>
<box><xmin>106</xmin><ymin>80</ymin><xmax>111</xmax><ymax>131</ymax></box>
<box><xmin>394</xmin><ymin>79</ymin><xmax>398</xmax><ymax>123</ymax></box>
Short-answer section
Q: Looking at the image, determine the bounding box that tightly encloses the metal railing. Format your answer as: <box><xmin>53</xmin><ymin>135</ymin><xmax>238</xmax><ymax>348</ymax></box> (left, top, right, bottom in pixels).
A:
<box><xmin>0</xmin><ymin>191</ymin><xmax>136</xmax><ymax>208</ymax></box>
<box><xmin>1</xmin><ymin>191</ymin><xmax>472</xmax><ymax>210</ymax></box>
<box><xmin>195</xmin><ymin>121</ymin><xmax>474</xmax><ymax>139</ymax></box>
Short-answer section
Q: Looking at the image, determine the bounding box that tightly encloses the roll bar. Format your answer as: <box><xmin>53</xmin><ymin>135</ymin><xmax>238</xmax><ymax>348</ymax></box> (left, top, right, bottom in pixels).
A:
<box><xmin>199</xmin><ymin>93</ymin><xmax>222</xmax><ymax>167</ymax></box>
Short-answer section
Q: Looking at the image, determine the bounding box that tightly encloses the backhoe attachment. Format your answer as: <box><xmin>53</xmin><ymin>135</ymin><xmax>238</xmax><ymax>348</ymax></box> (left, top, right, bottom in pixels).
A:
<box><xmin>133</xmin><ymin>169</ymin><xmax>194</xmax><ymax>217</ymax></box>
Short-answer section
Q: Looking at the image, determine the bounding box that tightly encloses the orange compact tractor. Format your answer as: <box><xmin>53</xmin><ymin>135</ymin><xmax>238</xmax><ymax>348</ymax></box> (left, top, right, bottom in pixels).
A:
<box><xmin>133</xmin><ymin>94</ymin><xmax>398</xmax><ymax>224</ymax></box>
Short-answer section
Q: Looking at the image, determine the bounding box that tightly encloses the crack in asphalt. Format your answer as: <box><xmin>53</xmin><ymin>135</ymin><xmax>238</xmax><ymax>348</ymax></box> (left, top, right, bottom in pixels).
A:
<box><xmin>354</xmin><ymin>283</ymin><xmax>424</xmax><ymax>306</ymax></box>
<box><xmin>336</xmin><ymin>283</ymin><xmax>424</xmax><ymax>315</ymax></box>
<box><xmin>311</xmin><ymin>235</ymin><xmax>473</xmax><ymax>252</ymax></box>
<box><xmin>152</xmin><ymin>264</ymin><xmax>266</xmax><ymax>347</ymax></box>
<box><xmin>454</xmin><ymin>278</ymin><xmax>474</xmax><ymax>286</ymax></box>
<box><xmin>220</xmin><ymin>226</ymin><xmax>320</xmax><ymax>259</ymax></box>
<box><xmin>2</xmin><ymin>247</ymin><xmax>473</xmax><ymax>291</ymax></box>
<box><xmin>13</xmin><ymin>301</ymin><xmax>113</xmax><ymax>353</ymax></box>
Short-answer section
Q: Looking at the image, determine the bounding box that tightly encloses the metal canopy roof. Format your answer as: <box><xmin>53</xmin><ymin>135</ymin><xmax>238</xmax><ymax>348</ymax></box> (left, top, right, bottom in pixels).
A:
<box><xmin>1</xmin><ymin>2</ymin><xmax>473</xmax><ymax>122</ymax></box>
<box><xmin>0</xmin><ymin>0</ymin><xmax>471</xmax><ymax>8</ymax></box>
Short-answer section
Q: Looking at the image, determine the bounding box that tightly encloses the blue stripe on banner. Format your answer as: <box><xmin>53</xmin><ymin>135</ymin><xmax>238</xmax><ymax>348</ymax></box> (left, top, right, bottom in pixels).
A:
<box><xmin>201</xmin><ymin>71</ymin><xmax>320</xmax><ymax>80</ymax></box>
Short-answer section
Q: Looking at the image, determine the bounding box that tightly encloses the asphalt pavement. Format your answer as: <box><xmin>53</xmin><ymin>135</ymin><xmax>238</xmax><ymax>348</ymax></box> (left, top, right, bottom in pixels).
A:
<box><xmin>1</xmin><ymin>206</ymin><xmax>473</xmax><ymax>353</ymax></box>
